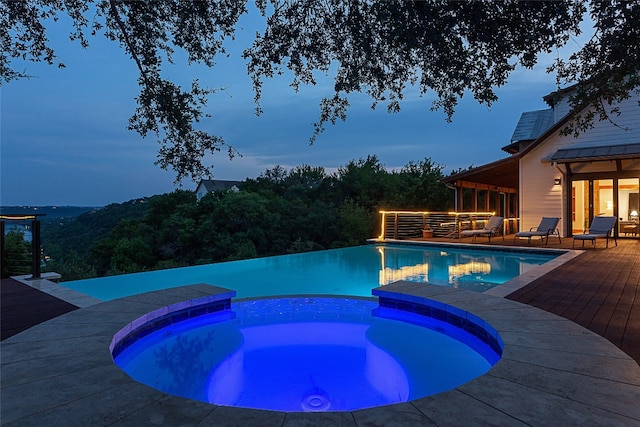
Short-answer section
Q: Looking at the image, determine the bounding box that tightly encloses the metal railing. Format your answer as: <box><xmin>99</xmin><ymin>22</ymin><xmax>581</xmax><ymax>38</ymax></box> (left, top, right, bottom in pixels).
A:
<box><xmin>1</xmin><ymin>214</ymin><xmax>44</xmax><ymax>279</ymax></box>
<box><xmin>2</xmin><ymin>243</ymin><xmax>32</xmax><ymax>276</ymax></box>
<box><xmin>377</xmin><ymin>211</ymin><xmax>519</xmax><ymax>240</ymax></box>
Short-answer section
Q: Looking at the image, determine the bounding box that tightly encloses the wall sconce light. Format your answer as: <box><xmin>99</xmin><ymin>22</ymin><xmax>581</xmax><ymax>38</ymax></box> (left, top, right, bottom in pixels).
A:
<box><xmin>554</xmin><ymin>178</ymin><xmax>561</xmax><ymax>185</ymax></box>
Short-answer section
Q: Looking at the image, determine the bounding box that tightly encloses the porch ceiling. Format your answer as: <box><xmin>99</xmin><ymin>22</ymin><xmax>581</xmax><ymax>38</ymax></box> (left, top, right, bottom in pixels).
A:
<box><xmin>441</xmin><ymin>156</ymin><xmax>519</xmax><ymax>192</ymax></box>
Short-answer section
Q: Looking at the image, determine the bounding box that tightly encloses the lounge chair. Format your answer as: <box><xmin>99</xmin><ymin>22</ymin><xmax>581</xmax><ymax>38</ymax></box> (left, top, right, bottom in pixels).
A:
<box><xmin>514</xmin><ymin>217</ymin><xmax>561</xmax><ymax>245</ymax></box>
<box><xmin>572</xmin><ymin>216</ymin><xmax>618</xmax><ymax>248</ymax></box>
<box><xmin>460</xmin><ymin>216</ymin><xmax>504</xmax><ymax>243</ymax></box>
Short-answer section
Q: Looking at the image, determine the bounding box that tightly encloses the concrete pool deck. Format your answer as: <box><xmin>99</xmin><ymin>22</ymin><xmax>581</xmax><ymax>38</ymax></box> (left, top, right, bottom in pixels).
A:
<box><xmin>2</xmin><ymin>282</ymin><xmax>639</xmax><ymax>426</ymax></box>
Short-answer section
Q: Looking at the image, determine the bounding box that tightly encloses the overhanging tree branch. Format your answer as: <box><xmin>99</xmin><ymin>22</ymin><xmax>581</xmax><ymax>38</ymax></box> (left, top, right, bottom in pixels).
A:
<box><xmin>3</xmin><ymin>0</ymin><xmax>640</xmax><ymax>181</ymax></box>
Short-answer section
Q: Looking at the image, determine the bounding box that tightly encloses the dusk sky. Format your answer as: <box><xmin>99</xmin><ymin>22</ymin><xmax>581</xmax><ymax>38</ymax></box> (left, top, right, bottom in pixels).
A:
<box><xmin>1</xmin><ymin>9</ymin><xmax>592</xmax><ymax>207</ymax></box>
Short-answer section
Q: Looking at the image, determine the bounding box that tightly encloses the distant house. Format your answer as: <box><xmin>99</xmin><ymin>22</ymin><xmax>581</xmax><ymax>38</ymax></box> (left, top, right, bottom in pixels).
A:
<box><xmin>195</xmin><ymin>179</ymin><xmax>242</xmax><ymax>200</ymax></box>
<box><xmin>442</xmin><ymin>85</ymin><xmax>640</xmax><ymax>238</ymax></box>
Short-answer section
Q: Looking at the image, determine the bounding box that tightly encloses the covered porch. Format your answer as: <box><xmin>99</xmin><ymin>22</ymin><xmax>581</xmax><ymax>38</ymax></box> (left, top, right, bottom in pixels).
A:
<box><xmin>440</xmin><ymin>156</ymin><xmax>519</xmax><ymax>234</ymax></box>
<box><xmin>549</xmin><ymin>142</ymin><xmax>640</xmax><ymax>238</ymax></box>
<box><xmin>375</xmin><ymin>156</ymin><xmax>521</xmax><ymax>239</ymax></box>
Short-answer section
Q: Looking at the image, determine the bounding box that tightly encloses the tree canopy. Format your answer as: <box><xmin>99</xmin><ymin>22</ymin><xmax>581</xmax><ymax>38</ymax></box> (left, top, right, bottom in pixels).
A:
<box><xmin>3</xmin><ymin>1</ymin><xmax>639</xmax><ymax>181</ymax></box>
<box><xmin>36</xmin><ymin>156</ymin><xmax>452</xmax><ymax>279</ymax></box>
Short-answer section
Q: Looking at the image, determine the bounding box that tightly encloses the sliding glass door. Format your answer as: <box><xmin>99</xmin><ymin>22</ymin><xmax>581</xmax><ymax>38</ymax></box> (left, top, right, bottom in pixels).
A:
<box><xmin>571</xmin><ymin>180</ymin><xmax>588</xmax><ymax>234</ymax></box>
<box><xmin>618</xmin><ymin>178</ymin><xmax>640</xmax><ymax>237</ymax></box>
<box><xmin>572</xmin><ymin>177</ymin><xmax>639</xmax><ymax>238</ymax></box>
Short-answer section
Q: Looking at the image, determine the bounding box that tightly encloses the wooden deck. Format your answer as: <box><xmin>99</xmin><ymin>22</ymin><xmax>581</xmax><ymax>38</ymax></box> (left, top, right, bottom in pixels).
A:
<box><xmin>424</xmin><ymin>234</ymin><xmax>640</xmax><ymax>364</ymax></box>
<box><xmin>1</xmin><ymin>278</ymin><xmax>78</xmax><ymax>340</ymax></box>
<box><xmin>2</xmin><ymin>237</ymin><xmax>639</xmax><ymax>365</ymax></box>
<box><xmin>505</xmin><ymin>237</ymin><xmax>640</xmax><ymax>365</ymax></box>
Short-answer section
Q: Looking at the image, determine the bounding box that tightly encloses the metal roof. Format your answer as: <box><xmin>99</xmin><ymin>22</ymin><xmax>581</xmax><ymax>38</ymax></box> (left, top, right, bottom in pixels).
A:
<box><xmin>510</xmin><ymin>109</ymin><xmax>555</xmax><ymax>143</ymax></box>
<box><xmin>550</xmin><ymin>143</ymin><xmax>640</xmax><ymax>163</ymax></box>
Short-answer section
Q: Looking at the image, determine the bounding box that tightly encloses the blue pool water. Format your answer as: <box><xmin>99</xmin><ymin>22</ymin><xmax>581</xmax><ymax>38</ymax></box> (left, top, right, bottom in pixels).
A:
<box><xmin>64</xmin><ymin>243</ymin><xmax>559</xmax><ymax>300</ymax></box>
<box><xmin>113</xmin><ymin>297</ymin><xmax>501</xmax><ymax>412</ymax></box>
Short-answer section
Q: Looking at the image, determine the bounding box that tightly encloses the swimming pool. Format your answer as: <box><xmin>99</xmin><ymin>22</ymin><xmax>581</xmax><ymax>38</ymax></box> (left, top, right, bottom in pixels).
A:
<box><xmin>63</xmin><ymin>243</ymin><xmax>560</xmax><ymax>300</ymax></box>
<box><xmin>112</xmin><ymin>296</ymin><xmax>502</xmax><ymax>412</ymax></box>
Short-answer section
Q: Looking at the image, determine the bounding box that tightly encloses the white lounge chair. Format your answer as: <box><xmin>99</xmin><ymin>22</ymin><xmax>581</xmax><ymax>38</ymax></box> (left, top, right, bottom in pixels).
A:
<box><xmin>514</xmin><ymin>217</ymin><xmax>561</xmax><ymax>245</ymax></box>
<box><xmin>572</xmin><ymin>216</ymin><xmax>618</xmax><ymax>248</ymax></box>
<box><xmin>460</xmin><ymin>216</ymin><xmax>504</xmax><ymax>243</ymax></box>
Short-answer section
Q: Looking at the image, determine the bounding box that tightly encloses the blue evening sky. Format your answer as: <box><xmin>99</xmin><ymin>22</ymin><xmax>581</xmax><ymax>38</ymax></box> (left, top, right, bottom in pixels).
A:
<box><xmin>1</xmin><ymin>9</ymin><xmax>591</xmax><ymax>207</ymax></box>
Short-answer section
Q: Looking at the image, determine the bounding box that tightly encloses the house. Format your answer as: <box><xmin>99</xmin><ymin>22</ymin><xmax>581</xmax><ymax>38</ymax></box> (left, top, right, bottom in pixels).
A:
<box><xmin>195</xmin><ymin>179</ymin><xmax>242</xmax><ymax>200</ymax></box>
<box><xmin>441</xmin><ymin>86</ymin><xmax>640</xmax><ymax>238</ymax></box>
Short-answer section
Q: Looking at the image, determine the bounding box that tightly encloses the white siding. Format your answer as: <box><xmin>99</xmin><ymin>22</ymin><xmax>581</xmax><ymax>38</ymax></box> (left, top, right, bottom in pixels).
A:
<box><xmin>195</xmin><ymin>183</ymin><xmax>207</xmax><ymax>200</ymax></box>
<box><xmin>553</xmin><ymin>95</ymin><xmax>640</xmax><ymax>149</ymax></box>
<box><xmin>519</xmin><ymin>91</ymin><xmax>640</xmax><ymax>236</ymax></box>
<box><xmin>519</xmin><ymin>141</ymin><xmax>565</xmax><ymax>235</ymax></box>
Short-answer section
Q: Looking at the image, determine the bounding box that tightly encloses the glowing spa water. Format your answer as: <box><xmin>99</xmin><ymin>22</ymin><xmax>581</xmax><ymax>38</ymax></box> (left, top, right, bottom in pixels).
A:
<box><xmin>65</xmin><ymin>243</ymin><xmax>559</xmax><ymax>300</ymax></box>
<box><xmin>113</xmin><ymin>298</ymin><xmax>502</xmax><ymax>412</ymax></box>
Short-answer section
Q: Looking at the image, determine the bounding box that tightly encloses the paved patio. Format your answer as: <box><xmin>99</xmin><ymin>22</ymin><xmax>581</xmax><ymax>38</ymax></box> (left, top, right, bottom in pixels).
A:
<box><xmin>2</xmin><ymin>282</ymin><xmax>639</xmax><ymax>426</ymax></box>
<box><xmin>1</xmin><ymin>237</ymin><xmax>639</xmax><ymax>425</ymax></box>
<box><xmin>506</xmin><ymin>239</ymin><xmax>640</xmax><ymax>364</ymax></box>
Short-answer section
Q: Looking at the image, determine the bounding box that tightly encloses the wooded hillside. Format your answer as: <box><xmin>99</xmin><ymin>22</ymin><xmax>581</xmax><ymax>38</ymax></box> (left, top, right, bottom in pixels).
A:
<box><xmin>6</xmin><ymin>156</ymin><xmax>455</xmax><ymax>281</ymax></box>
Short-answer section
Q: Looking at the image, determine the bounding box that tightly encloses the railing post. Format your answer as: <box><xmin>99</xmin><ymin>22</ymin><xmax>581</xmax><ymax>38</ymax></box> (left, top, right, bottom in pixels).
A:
<box><xmin>0</xmin><ymin>220</ymin><xmax>5</xmax><ymax>275</ymax></box>
<box><xmin>31</xmin><ymin>219</ymin><xmax>41</xmax><ymax>279</ymax></box>
<box><xmin>394</xmin><ymin>213</ymin><xmax>398</xmax><ymax>239</ymax></box>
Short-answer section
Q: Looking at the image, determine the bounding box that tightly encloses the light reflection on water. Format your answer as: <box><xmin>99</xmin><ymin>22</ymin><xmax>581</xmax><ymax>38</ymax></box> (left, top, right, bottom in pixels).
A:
<box><xmin>64</xmin><ymin>244</ymin><xmax>558</xmax><ymax>300</ymax></box>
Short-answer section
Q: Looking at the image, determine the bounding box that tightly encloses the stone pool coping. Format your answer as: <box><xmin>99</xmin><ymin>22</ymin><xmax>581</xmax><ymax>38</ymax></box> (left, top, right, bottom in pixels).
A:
<box><xmin>16</xmin><ymin>240</ymin><xmax>581</xmax><ymax>307</ymax></box>
<box><xmin>2</xmin><ymin>282</ymin><xmax>639</xmax><ymax>426</ymax></box>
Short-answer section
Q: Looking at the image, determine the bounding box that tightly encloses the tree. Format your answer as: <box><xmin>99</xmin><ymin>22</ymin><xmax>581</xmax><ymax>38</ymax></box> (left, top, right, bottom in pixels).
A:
<box><xmin>46</xmin><ymin>250</ymin><xmax>97</xmax><ymax>281</ymax></box>
<box><xmin>397</xmin><ymin>158</ymin><xmax>452</xmax><ymax>210</ymax></box>
<box><xmin>109</xmin><ymin>236</ymin><xmax>155</xmax><ymax>274</ymax></box>
<box><xmin>335</xmin><ymin>155</ymin><xmax>390</xmax><ymax>210</ymax></box>
<box><xmin>1</xmin><ymin>230</ymin><xmax>31</xmax><ymax>278</ymax></box>
<box><xmin>90</xmin><ymin>218</ymin><xmax>154</xmax><ymax>274</ymax></box>
<box><xmin>3</xmin><ymin>1</ymin><xmax>638</xmax><ymax>181</ymax></box>
<box><xmin>334</xmin><ymin>198</ymin><xmax>376</xmax><ymax>247</ymax></box>
<box><xmin>550</xmin><ymin>1</ymin><xmax>640</xmax><ymax>136</ymax></box>
<box><xmin>30</xmin><ymin>155</ymin><xmax>467</xmax><ymax>280</ymax></box>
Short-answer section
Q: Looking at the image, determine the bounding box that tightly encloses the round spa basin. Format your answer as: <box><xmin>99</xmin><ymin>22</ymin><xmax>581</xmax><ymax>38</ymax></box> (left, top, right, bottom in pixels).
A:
<box><xmin>112</xmin><ymin>297</ymin><xmax>502</xmax><ymax>412</ymax></box>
